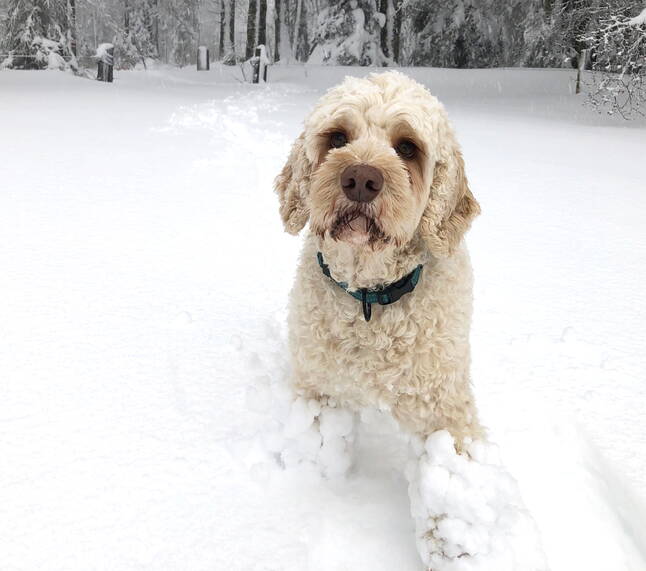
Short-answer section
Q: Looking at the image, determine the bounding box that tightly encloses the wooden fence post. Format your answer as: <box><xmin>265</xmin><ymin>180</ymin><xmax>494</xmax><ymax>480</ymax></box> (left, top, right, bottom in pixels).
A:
<box><xmin>197</xmin><ymin>46</ymin><xmax>210</xmax><ymax>71</ymax></box>
<box><xmin>96</xmin><ymin>44</ymin><xmax>114</xmax><ymax>82</ymax></box>
<box><xmin>251</xmin><ymin>44</ymin><xmax>268</xmax><ymax>83</ymax></box>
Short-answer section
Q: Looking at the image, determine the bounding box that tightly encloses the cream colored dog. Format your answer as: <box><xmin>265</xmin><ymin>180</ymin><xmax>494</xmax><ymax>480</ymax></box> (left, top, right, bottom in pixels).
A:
<box><xmin>273</xmin><ymin>71</ymin><xmax>548</xmax><ymax>570</ymax></box>
<box><xmin>275</xmin><ymin>71</ymin><xmax>482</xmax><ymax>444</ymax></box>
<box><xmin>275</xmin><ymin>71</ymin><xmax>488</xmax><ymax>566</ymax></box>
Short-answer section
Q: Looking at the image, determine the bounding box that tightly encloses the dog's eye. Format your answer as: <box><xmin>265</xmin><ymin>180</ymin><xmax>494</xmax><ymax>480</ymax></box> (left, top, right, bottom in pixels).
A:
<box><xmin>329</xmin><ymin>132</ymin><xmax>348</xmax><ymax>149</ymax></box>
<box><xmin>395</xmin><ymin>140</ymin><xmax>417</xmax><ymax>160</ymax></box>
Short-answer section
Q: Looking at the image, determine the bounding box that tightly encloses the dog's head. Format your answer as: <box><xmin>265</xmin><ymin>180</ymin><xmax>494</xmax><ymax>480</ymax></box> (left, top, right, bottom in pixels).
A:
<box><xmin>274</xmin><ymin>71</ymin><xmax>479</xmax><ymax>257</ymax></box>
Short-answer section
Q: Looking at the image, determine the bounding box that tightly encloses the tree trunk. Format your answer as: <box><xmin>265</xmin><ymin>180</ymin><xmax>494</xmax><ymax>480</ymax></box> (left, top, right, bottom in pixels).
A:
<box><xmin>150</xmin><ymin>0</ymin><xmax>159</xmax><ymax>55</ymax></box>
<box><xmin>232</xmin><ymin>0</ymin><xmax>237</xmax><ymax>57</ymax></box>
<box><xmin>92</xmin><ymin>9</ymin><xmax>97</xmax><ymax>49</ymax></box>
<box><xmin>292</xmin><ymin>0</ymin><xmax>302</xmax><ymax>60</ymax></box>
<box><xmin>393</xmin><ymin>0</ymin><xmax>403</xmax><ymax>64</ymax></box>
<box><xmin>124</xmin><ymin>0</ymin><xmax>130</xmax><ymax>34</ymax></box>
<box><xmin>219</xmin><ymin>0</ymin><xmax>225</xmax><ymax>58</ymax></box>
<box><xmin>67</xmin><ymin>0</ymin><xmax>77</xmax><ymax>56</ymax></box>
<box><xmin>379</xmin><ymin>0</ymin><xmax>388</xmax><ymax>58</ymax></box>
<box><xmin>274</xmin><ymin>0</ymin><xmax>281</xmax><ymax>61</ymax></box>
<box><xmin>386</xmin><ymin>0</ymin><xmax>394</xmax><ymax>61</ymax></box>
<box><xmin>230</xmin><ymin>0</ymin><xmax>237</xmax><ymax>57</ymax></box>
<box><xmin>247</xmin><ymin>0</ymin><xmax>257</xmax><ymax>58</ymax></box>
<box><xmin>254</xmin><ymin>0</ymin><xmax>259</xmax><ymax>46</ymax></box>
<box><xmin>258</xmin><ymin>0</ymin><xmax>266</xmax><ymax>47</ymax></box>
<box><xmin>299</xmin><ymin>0</ymin><xmax>309</xmax><ymax>61</ymax></box>
<box><xmin>224</xmin><ymin>0</ymin><xmax>234</xmax><ymax>57</ymax></box>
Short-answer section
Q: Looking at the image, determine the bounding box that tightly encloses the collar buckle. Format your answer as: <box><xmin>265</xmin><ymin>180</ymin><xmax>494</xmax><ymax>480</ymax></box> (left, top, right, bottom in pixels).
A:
<box><xmin>360</xmin><ymin>289</ymin><xmax>372</xmax><ymax>322</ymax></box>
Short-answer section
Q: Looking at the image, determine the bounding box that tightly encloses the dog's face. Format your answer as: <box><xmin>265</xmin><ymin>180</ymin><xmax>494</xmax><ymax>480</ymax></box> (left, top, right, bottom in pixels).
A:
<box><xmin>275</xmin><ymin>71</ymin><xmax>479</xmax><ymax>257</ymax></box>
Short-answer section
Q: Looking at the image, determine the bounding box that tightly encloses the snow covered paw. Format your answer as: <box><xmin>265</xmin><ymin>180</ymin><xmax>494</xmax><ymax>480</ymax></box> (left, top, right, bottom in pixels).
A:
<box><xmin>280</xmin><ymin>397</ymin><xmax>355</xmax><ymax>478</ymax></box>
<box><xmin>280</xmin><ymin>397</ymin><xmax>323</xmax><ymax>469</ymax></box>
<box><xmin>318</xmin><ymin>406</ymin><xmax>355</xmax><ymax>478</ymax></box>
<box><xmin>408</xmin><ymin>430</ymin><xmax>548</xmax><ymax>571</ymax></box>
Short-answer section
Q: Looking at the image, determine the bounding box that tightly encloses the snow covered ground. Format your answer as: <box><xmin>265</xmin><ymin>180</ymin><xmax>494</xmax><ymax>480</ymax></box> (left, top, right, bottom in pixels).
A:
<box><xmin>1</xmin><ymin>65</ymin><xmax>645</xmax><ymax>570</ymax></box>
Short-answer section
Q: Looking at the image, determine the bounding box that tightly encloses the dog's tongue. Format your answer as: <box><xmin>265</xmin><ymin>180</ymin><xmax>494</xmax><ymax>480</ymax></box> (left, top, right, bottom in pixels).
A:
<box><xmin>348</xmin><ymin>214</ymin><xmax>369</xmax><ymax>233</ymax></box>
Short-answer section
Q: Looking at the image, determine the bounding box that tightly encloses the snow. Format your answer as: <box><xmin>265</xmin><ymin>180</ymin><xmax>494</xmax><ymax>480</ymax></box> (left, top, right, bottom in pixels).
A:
<box><xmin>629</xmin><ymin>8</ymin><xmax>646</xmax><ymax>26</ymax></box>
<box><xmin>308</xmin><ymin>2</ymin><xmax>387</xmax><ymax>66</ymax></box>
<box><xmin>95</xmin><ymin>42</ymin><xmax>114</xmax><ymax>62</ymax></box>
<box><xmin>1</xmin><ymin>65</ymin><xmax>646</xmax><ymax>571</ymax></box>
<box><xmin>279</xmin><ymin>397</ymin><xmax>355</xmax><ymax>478</ymax></box>
<box><xmin>408</xmin><ymin>431</ymin><xmax>547</xmax><ymax>570</ymax></box>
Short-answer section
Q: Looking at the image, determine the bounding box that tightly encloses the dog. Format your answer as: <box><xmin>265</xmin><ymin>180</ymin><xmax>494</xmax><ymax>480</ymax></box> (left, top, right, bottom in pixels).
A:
<box><xmin>274</xmin><ymin>71</ymin><xmax>491</xmax><ymax>567</ymax></box>
<box><xmin>275</xmin><ymin>70</ymin><xmax>482</xmax><ymax>441</ymax></box>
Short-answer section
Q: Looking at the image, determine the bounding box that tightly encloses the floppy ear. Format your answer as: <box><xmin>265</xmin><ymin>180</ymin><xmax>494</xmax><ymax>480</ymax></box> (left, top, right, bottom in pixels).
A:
<box><xmin>274</xmin><ymin>133</ymin><xmax>312</xmax><ymax>235</ymax></box>
<box><xmin>419</xmin><ymin>146</ymin><xmax>480</xmax><ymax>258</ymax></box>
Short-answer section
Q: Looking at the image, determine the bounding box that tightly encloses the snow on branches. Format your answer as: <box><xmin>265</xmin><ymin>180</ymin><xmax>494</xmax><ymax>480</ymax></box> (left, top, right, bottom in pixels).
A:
<box><xmin>308</xmin><ymin>0</ymin><xmax>389</xmax><ymax>66</ymax></box>
<box><xmin>1</xmin><ymin>0</ymin><xmax>77</xmax><ymax>70</ymax></box>
<box><xmin>583</xmin><ymin>7</ymin><xmax>646</xmax><ymax>119</ymax></box>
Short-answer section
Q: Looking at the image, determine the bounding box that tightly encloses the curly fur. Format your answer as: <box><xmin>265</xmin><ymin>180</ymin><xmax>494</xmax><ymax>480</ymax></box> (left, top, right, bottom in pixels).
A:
<box><xmin>274</xmin><ymin>70</ymin><xmax>482</xmax><ymax>444</ymax></box>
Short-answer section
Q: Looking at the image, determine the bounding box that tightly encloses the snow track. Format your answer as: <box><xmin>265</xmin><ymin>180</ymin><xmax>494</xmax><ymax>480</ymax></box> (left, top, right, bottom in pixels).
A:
<box><xmin>1</xmin><ymin>66</ymin><xmax>645</xmax><ymax>570</ymax></box>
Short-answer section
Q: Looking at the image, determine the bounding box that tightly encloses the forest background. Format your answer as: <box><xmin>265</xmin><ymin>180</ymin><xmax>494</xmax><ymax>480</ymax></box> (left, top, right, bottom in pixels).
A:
<box><xmin>1</xmin><ymin>0</ymin><xmax>645</xmax><ymax>73</ymax></box>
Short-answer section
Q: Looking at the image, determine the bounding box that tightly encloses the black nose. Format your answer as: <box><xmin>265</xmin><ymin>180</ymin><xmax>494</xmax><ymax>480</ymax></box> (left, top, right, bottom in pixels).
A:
<box><xmin>340</xmin><ymin>164</ymin><xmax>384</xmax><ymax>203</ymax></box>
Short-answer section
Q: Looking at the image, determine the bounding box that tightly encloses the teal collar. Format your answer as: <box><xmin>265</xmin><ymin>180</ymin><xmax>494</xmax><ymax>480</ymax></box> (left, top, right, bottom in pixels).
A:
<box><xmin>317</xmin><ymin>252</ymin><xmax>423</xmax><ymax>322</ymax></box>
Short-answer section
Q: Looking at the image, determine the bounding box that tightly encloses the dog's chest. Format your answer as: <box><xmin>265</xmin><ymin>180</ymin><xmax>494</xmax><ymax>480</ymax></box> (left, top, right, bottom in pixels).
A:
<box><xmin>290</xmin><ymin>277</ymin><xmax>431</xmax><ymax>407</ymax></box>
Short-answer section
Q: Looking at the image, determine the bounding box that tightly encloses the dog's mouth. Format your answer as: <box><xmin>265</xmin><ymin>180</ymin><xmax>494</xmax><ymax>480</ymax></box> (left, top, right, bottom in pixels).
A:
<box><xmin>329</xmin><ymin>207</ymin><xmax>389</xmax><ymax>246</ymax></box>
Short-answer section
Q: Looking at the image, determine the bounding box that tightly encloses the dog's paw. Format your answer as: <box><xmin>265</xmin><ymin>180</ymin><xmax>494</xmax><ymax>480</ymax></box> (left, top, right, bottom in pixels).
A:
<box><xmin>280</xmin><ymin>397</ymin><xmax>355</xmax><ymax>478</ymax></box>
<box><xmin>408</xmin><ymin>430</ymin><xmax>548</xmax><ymax>571</ymax></box>
<box><xmin>281</xmin><ymin>397</ymin><xmax>323</xmax><ymax>468</ymax></box>
<box><xmin>318</xmin><ymin>406</ymin><xmax>355</xmax><ymax>477</ymax></box>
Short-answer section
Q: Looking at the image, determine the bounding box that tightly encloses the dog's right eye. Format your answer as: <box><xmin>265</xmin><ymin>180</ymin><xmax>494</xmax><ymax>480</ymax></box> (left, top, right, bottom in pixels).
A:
<box><xmin>395</xmin><ymin>139</ymin><xmax>417</xmax><ymax>160</ymax></box>
<box><xmin>329</xmin><ymin>132</ymin><xmax>348</xmax><ymax>149</ymax></box>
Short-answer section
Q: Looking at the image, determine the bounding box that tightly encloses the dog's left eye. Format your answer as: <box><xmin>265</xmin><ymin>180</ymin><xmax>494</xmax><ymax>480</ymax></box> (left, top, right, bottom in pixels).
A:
<box><xmin>329</xmin><ymin>132</ymin><xmax>348</xmax><ymax>149</ymax></box>
<box><xmin>395</xmin><ymin>140</ymin><xmax>417</xmax><ymax>160</ymax></box>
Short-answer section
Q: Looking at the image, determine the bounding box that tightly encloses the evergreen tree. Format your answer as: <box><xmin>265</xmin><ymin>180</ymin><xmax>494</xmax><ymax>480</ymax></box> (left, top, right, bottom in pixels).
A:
<box><xmin>158</xmin><ymin>0</ymin><xmax>198</xmax><ymax>65</ymax></box>
<box><xmin>308</xmin><ymin>0</ymin><xmax>387</xmax><ymax>65</ymax></box>
<box><xmin>1</xmin><ymin>0</ymin><xmax>76</xmax><ymax>69</ymax></box>
<box><xmin>115</xmin><ymin>0</ymin><xmax>159</xmax><ymax>67</ymax></box>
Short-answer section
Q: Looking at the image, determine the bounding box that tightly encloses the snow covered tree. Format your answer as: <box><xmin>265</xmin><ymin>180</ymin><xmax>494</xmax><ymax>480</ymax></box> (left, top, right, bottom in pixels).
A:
<box><xmin>522</xmin><ymin>0</ymin><xmax>596</xmax><ymax>67</ymax></box>
<box><xmin>160</xmin><ymin>0</ymin><xmax>199</xmax><ymax>65</ymax></box>
<box><xmin>585</xmin><ymin>6</ymin><xmax>646</xmax><ymax>118</ymax></box>
<box><xmin>308</xmin><ymin>0</ymin><xmax>387</xmax><ymax>65</ymax></box>
<box><xmin>114</xmin><ymin>0</ymin><xmax>159</xmax><ymax>67</ymax></box>
<box><xmin>3</xmin><ymin>0</ymin><xmax>640</xmax><ymax>73</ymax></box>
<box><xmin>404</xmin><ymin>0</ymin><xmax>525</xmax><ymax>68</ymax></box>
<box><xmin>1</xmin><ymin>0</ymin><xmax>77</xmax><ymax>69</ymax></box>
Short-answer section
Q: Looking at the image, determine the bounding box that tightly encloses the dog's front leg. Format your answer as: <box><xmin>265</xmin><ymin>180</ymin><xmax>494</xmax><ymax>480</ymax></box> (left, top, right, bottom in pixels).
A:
<box><xmin>280</xmin><ymin>393</ymin><xmax>356</xmax><ymax>478</ymax></box>
<box><xmin>393</xmin><ymin>387</ymin><xmax>485</xmax><ymax>452</ymax></box>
